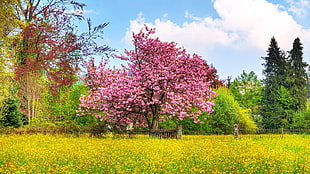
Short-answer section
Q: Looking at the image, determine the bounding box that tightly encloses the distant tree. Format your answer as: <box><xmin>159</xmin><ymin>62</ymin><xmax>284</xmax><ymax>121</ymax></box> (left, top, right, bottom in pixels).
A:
<box><xmin>261</xmin><ymin>37</ymin><xmax>290</xmax><ymax>128</ymax></box>
<box><xmin>287</xmin><ymin>38</ymin><xmax>308</xmax><ymax>112</ymax></box>
<box><xmin>230</xmin><ymin>71</ymin><xmax>262</xmax><ymax>126</ymax></box>
<box><xmin>226</xmin><ymin>76</ymin><xmax>232</xmax><ymax>88</ymax></box>
<box><xmin>78</xmin><ymin>26</ymin><xmax>218</xmax><ymax>133</ymax></box>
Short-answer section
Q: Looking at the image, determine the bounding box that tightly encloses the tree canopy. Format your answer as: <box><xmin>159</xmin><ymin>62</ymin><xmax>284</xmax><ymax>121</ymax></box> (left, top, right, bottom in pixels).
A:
<box><xmin>287</xmin><ymin>38</ymin><xmax>308</xmax><ymax>112</ymax></box>
<box><xmin>78</xmin><ymin>26</ymin><xmax>219</xmax><ymax>131</ymax></box>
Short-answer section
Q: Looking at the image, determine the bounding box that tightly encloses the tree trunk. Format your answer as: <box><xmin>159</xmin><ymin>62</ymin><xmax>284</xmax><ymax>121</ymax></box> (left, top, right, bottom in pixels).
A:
<box><xmin>149</xmin><ymin>118</ymin><xmax>158</xmax><ymax>137</ymax></box>
<box><xmin>177</xmin><ymin>124</ymin><xmax>182</xmax><ymax>139</ymax></box>
<box><xmin>27</xmin><ymin>96</ymin><xmax>31</xmax><ymax>125</ymax></box>
<box><xmin>151</xmin><ymin>119</ymin><xmax>158</xmax><ymax>131</ymax></box>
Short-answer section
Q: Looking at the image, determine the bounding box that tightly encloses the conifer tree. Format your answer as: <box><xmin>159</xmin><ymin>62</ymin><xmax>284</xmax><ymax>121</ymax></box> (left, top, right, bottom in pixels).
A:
<box><xmin>287</xmin><ymin>38</ymin><xmax>308</xmax><ymax>112</ymax></box>
<box><xmin>261</xmin><ymin>37</ymin><xmax>290</xmax><ymax>128</ymax></box>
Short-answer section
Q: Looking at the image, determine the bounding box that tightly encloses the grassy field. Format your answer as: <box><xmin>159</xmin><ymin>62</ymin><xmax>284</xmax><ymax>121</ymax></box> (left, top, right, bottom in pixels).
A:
<box><xmin>0</xmin><ymin>134</ymin><xmax>309</xmax><ymax>173</ymax></box>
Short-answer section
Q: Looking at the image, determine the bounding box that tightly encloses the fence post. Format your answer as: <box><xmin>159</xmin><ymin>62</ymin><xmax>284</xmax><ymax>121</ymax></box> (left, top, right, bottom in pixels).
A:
<box><xmin>234</xmin><ymin>124</ymin><xmax>238</xmax><ymax>139</ymax></box>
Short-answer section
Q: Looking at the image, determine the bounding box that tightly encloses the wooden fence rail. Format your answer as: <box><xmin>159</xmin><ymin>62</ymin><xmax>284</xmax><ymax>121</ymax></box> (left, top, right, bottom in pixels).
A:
<box><xmin>127</xmin><ymin>129</ymin><xmax>177</xmax><ymax>139</ymax></box>
<box><xmin>149</xmin><ymin>129</ymin><xmax>177</xmax><ymax>139</ymax></box>
<box><xmin>234</xmin><ymin>124</ymin><xmax>310</xmax><ymax>139</ymax></box>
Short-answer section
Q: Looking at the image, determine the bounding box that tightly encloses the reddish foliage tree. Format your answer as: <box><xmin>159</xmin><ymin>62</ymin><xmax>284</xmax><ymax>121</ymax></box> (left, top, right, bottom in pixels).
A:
<box><xmin>14</xmin><ymin>0</ymin><xmax>114</xmax><ymax>121</ymax></box>
<box><xmin>15</xmin><ymin>0</ymin><xmax>114</xmax><ymax>93</ymax></box>
<box><xmin>15</xmin><ymin>1</ymin><xmax>84</xmax><ymax>92</ymax></box>
<box><xmin>16</xmin><ymin>23</ymin><xmax>80</xmax><ymax>91</ymax></box>
<box><xmin>78</xmin><ymin>26</ymin><xmax>219</xmax><ymax>131</ymax></box>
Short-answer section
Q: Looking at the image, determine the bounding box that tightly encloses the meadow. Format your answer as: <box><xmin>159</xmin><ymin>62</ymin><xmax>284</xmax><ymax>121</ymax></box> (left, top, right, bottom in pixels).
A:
<box><xmin>0</xmin><ymin>134</ymin><xmax>309</xmax><ymax>173</ymax></box>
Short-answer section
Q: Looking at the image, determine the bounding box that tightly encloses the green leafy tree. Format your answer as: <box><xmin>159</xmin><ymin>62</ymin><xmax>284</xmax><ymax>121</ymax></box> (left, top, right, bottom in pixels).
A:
<box><xmin>47</xmin><ymin>82</ymin><xmax>95</xmax><ymax>126</ymax></box>
<box><xmin>287</xmin><ymin>38</ymin><xmax>308</xmax><ymax>112</ymax></box>
<box><xmin>183</xmin><ymin>87</ymin><xmax>256</xmax><ymax>135</ymax></box>
<box><xmin>229</xmin><ymin>71</ymin><xmax>263</xmax><ymax>126</ymax></box>
<box><xmin>261</xmin><ymin>37</ymin><xmax>290</xmax><ymax>128</ymax></box>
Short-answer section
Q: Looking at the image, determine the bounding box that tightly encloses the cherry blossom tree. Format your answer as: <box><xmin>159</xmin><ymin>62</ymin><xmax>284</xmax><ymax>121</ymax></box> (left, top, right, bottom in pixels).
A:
<box><xmin>78</xmin><ymin>26</ymin><xmax>218</xmax><ymax>132</ymax></box>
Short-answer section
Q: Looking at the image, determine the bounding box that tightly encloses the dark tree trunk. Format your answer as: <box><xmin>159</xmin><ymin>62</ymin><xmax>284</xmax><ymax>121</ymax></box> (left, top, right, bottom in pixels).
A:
<box><xmin>177</xmin><ymin>124</ymin><xmax>182</xmax><ymax>139</ymax></box>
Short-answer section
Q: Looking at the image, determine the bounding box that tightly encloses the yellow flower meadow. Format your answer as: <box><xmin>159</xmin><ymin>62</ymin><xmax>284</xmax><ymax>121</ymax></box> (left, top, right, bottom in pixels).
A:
<box><xmin>0</xmin><ymin>134</ymin><xmax>309</xmax><ymax>173</ymax></box>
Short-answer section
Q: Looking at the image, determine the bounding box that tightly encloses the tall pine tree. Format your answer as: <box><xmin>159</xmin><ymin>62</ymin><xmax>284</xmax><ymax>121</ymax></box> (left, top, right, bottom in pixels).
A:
<box><xmin>261</xmin><ymin>37</ymin><xmax>290</xmax><ymax>128</ymax></box>
<box><xmin>287</xmin><ymin>38</ymin><xmax>308</xmax><ymax>112</ymax></box>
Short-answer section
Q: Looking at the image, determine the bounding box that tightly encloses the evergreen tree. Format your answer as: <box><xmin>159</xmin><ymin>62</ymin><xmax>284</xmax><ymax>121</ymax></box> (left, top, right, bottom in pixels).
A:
<box><xmin>0</xmin><ymin>98</ymin><xmax>23</xmax><ymax>128</ymax></box>
<box><xmin>287</xmin><ymin>38</ymin><xmax>308</xmax><ymax>112</ymax></box>
<box><xmin>261</xmin><ymin>37</ymin><xmax>289</xmax><ymax>128</ymax></box>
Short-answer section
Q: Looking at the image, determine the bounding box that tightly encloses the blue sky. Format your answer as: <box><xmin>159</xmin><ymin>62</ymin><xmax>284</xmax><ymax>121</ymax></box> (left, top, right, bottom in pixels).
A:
<box><xmin>78</xmin><ymin>0</ymin><xmax>310</xmax><ymax>80</ymax></box>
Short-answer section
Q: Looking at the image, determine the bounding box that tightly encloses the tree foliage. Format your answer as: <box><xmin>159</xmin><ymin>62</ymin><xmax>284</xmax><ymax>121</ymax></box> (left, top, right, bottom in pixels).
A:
<box><xmin>47</xmin><ymin>82</ymin><xmax>94</xmax><ymax>125</ymax></box>
<box><xmin>261</xmin><ymin>37</ymin><xmax>308</xmax><ymax>128</ymax></box>
<box><xmin>78</xmin><ymin>26</ymin><xmax>218</xmax><ymax>131</ymax></box>
<box><xmin>185</xmin><ymin>87</ymin><xmax>257</xmax><ymax>134</ymax></box>
<box><xmin>261</xmin><ymin>37</ymin><xmax>290</xmax><ymax>128</ymax></box>
<box><xmin>7</xmin><ymin>0</ymin><xmax>114</xmax><ymax>125</ymax></box>
<box><xmin>0</xmin><ymin>0</ymin><xmax>21</xmax><ymax>41</ymax></box>
<box><xmin>0</xmin><ymin>98</ymin><xmax>23</xmax><ymax>128</ymax></box>
<box><xmin>229</xmin><ymin>71</ymin><xmax>262</xmax><ymax>126</ymax></box>
<box><xmin>287</xmin><ymin>38</ymin><xmax>308</xmax><ymax>112</ymax></box>
<box><xmin>292</xmin><ymin>109</ymin><xmax>310</xmax><ymax>129</ymax></box>
<box><xmin>15</xmin><ymin>0</ymin><xmax>84</xmax><ymax>91</ymax></box>
<box><xmin>211</xmin><ymin>87</ymin><xmax>256</xmax><ymax>134</ymax></box>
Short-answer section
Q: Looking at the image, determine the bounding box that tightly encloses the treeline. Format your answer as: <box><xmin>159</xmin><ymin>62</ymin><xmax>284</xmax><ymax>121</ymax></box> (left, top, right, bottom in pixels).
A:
<box><xmin>0</xmin><ymin>1</ymin><xmax>309</xmax><ymax>135</ymax></box>
<box><xmin>229</xmin><ymin>37</ymin><xmax>309</xmax><ymax>130</ymax></box>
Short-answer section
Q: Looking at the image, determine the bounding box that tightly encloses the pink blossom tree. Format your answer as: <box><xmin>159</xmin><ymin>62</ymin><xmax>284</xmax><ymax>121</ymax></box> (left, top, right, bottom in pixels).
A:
<box><xmin>78</xmin><ymin>26</ymin><xmax>218</xmax><ymax>133</ymax></box>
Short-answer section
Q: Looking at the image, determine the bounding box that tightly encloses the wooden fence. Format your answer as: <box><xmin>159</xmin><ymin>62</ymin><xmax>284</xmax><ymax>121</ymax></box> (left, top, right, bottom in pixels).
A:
<box><xmin>234</xmin><ymin>124</ymin><xmax>310</xmax><ymax>139</ymax></box>
<box><xmin>149</xmin><ymin>129</ymin><xmax>177</xmax><ymax>138</ymax></box>
<box><xmin>128</xmin><ymin>129</ymin><xmax>177</xmax><ymax>139</ymax></box>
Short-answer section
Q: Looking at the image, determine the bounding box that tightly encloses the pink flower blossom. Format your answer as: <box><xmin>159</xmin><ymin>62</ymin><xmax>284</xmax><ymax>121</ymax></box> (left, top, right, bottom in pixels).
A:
<box><xmin>78</xmin><ymin>26</ymin><xmax>218</xmax><ymax>130</ymax></box>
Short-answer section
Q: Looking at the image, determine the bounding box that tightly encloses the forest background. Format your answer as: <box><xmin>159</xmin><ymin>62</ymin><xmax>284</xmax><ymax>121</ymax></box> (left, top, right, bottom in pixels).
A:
<box><xmin>1</xmin><ymin>0</ymin><xmax>310</xmax><ymax>135</ymax></box>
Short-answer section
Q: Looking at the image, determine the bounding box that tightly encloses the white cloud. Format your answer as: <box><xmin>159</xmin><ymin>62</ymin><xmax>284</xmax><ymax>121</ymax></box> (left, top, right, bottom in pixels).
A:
<box><xmin>123</xmin><ymin>12</ymin><xmax>236</xmax><ymax>54</ymax></box>
<box><xmin>185</xmin><ymin>11</ymin><xmax>202</xmax><ymax>21</ymax></box>
<box><xmin>286</xmin><ymin>0</ymin><xmax>310</xmax><ymax>18</ymax></box>
<box><xmin>123</xmin><ymin>0</ymin><xmax>310</xmax><ymax>56</ymax></box>
<box><xmin>213</xmin><ymin>0</ymin><xmax>308</xmax><ymax>50</ymax></box>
